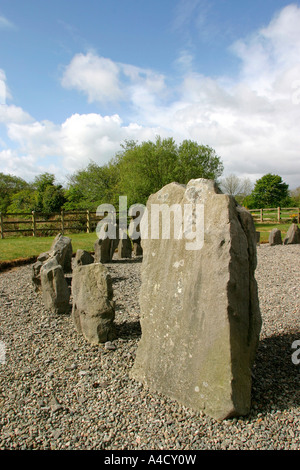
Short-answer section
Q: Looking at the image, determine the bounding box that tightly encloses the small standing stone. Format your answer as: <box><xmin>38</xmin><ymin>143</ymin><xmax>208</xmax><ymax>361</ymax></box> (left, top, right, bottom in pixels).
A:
<box><xmin>71</xmin><ymin>263</ymin><xmax>116</xmax><ymax>344</ymax></box>
<box><xmin>40</xmin><ymin>258</ymin><xmax>71</xmax><ymax>314</ymax></box>
<box><xmin>269</xmin><ymin>228</ymin><xmax>282</xmax><ymax>246</ymax></box>
<box><xmin>117</xmin><ymin>231</ymin><xmax>132</xmax><ymax>259</ymax></box>
<box><xmin>283</xmin><ymin>223</ymin><xmax>300</xmax><ymax>245</ymax></box>
<box><xmin>133</xmin><ymin>239</ymin><xmax>143</xmax><ymax>256</ymax></box>
<box><xmin>49</xmin><ymin>233</ymin><xmax>73</xmax><ymax>273</ymax></box>
<box><xmin>74</xmin><ymin>249</ymin><xmax>94</xmax><ymax>267</ymax></box>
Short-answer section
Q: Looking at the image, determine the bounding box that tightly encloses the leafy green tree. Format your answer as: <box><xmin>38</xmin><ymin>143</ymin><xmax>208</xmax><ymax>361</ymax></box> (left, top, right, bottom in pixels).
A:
<box><xmin>248</xmin><ymin>173</ymin><xmax>291</xmax><ymax>208</ymax></box>
<box><xmin>32</xmin><ymin>172</ymin><xmax>66</xmax><ymax>215</ymax></box>
<box><xmin>64</xmin><ymin>161</ymin><xmax>119</xmax><ymax>210</ymax></box>
<box><xmin>116</xmin><ymin>137</ymin><xmax>223</xmax><ymax>206</ymax></box>
<box><xmin>115</xmin><ymin>137</ymin><xmax>178</xmax><ymax>206</ymax></box>
<box><xmin>7</xmin><ymin>187</ymin><xmax>36</xmax><ymax>213</ymax></box>
<box><xmin>0</xmin><ymin>172</ymin><xmax>29</xmax><ymax>213</ymax></box>
<box><xmin>175</xmin><ymin>140</ymin><xmax>223</xmax><ymax>184</ymax></box>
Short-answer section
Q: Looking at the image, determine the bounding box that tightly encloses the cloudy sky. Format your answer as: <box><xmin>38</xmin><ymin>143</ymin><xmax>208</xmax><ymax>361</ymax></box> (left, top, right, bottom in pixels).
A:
<box><xmin>0</xmin><ymin>0</ymin><xmax>300</xmax><ymax>189</ymax></box>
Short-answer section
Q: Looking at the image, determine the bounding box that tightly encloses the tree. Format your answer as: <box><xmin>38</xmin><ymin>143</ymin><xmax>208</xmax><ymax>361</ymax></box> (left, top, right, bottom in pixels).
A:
<box><xmin>290</xmin><ymin>186</ymin><xmax>300</xmax><ymax>207</ymax></box>
<box><xmin>7</xmin><ymin>187</ymin><xmax>36</xmax><ymax>213</ymax></box>
<box><xmin>176</xmin><ymin>140</ymin><xmax>223</xmax><ymax>184</ymax></box>
<box><xmin>116</xmin><ymin>137</ymin><xmax>223</xmax><ymax>206</ymax></box>
<box><xmin>219</xmin><ymin>174</ymin><xmax>253</xmax><ymax>205</ymax></box>
<box><xmin>32</xmin><ymin>172</ymin><xmax>66</xmax><ymax>215</ymax></box>
<box><xmin>64</xmin><ymin>161</ymin><xmax>119</xmax><ymax>210</ymax></box>
<box><xmin>115</xmin><ymin>137</ymin><xmax>178</xmax><ymax>206</ymax></box>
<box><xmin>0</xmin><ymin>172</ymin><xmax>29</xmax><ymax>213</ymax></box>
<box><xmin>248</xmin><ymin>173</ymin><xmax>291</xmax><ymax>209</ymax></box>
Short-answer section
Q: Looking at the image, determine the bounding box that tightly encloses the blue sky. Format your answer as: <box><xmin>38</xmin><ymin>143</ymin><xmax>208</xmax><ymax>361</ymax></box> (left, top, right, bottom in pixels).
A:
<box><xmin>1</xmin><ymin>0</ymin><xmax>300</xmax><ymax>190</ymax></box>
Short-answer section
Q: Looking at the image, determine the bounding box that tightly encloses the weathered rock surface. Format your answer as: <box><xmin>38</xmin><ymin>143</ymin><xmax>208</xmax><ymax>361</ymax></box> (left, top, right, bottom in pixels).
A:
<box><xmin>40</xmin><ymin>258</ymin><xmax>71</xmax><ymax>314</ymax></box>
<box><xmin>130</xmin><ymin>178</ymin><xmax>262</xmax><ymax>421</ymax></box>
<box><xmin>269</xmin><ymin>228</ymin><xmax>282</xmax><ymax>246</ymax></box>
<box><xmin>31</xmin><ymin>260</ymin><xmax>44</xmax><ymax>292</ymax></box>
<box><xmin>133</xmin><ymin>238</ymin><xmax>143</xmax><ymax>256</ymax></box>
<box><xmin>283</xmin><ymin>223</ymin><xmax>300</xmax><ymax>245</ymax></box>
<box><xmin>31</xmin><ymin>234</ymin><xmax>72</xmax><ymax>290</ymax></box>
<box><xmin>74</xmin><ymin>249</ymin><xmax>94</xmax><ymax>267</ymax></box>
<box><xmin>117</xmin><ymin>232</ymin><xmax>132</xmax><ymax>259</ymax></box>
<box><xmin>71</xmin><ymin>263</ymin><xmax>116</xmax><ymax>344</ymax></box>
<box><xmin>49</xmin><ymin>233</ymin><xmax>73</xmax><ymax>273</ymax></box>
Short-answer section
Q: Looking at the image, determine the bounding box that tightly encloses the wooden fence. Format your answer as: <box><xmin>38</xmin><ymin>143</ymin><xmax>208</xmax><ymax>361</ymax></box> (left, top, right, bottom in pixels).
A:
<box><xmin>0</xmin><ymin>210</ymin><xmax>100</xmax><ymax>239</ymax></box>
<box><xmin>0</xmin><ymin>206</ymin><xmax>299</xmax><ymax>239</ymax></box>
<box><xmin>248</xmin><ymin>207</ymin><xmax>300</xmax><ymax>223</ymax></box>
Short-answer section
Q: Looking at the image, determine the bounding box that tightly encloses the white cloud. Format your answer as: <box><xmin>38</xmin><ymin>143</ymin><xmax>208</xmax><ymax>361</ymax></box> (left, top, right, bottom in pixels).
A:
<box><xmin>61</xmin><ymin>51</ymin><xmax>168</xmax><ymax>112</ymax></box>
<box><xmin>1</xmin><ymin>5</ymin><xmax>300</xmax><ymax>189</ymax></box>
<box><xmin>61</xmin><ymin>52</ymin><xmax>123</xmax><ymax>103</ymax></box>
<box><xmin>0</xmin><ymin>15</ymin><xmax>15</xmax><ymax>30</ymax></box>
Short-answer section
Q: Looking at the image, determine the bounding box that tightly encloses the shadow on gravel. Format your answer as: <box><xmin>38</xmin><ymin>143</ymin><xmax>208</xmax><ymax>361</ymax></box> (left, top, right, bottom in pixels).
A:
<box><xmin>252</xmin><ymin>331</ymin><xmax>300</xmax><ymax>414</ymax></box>
<box><xmin>109</xmin><ymin>257</ymin><xmax>143</xmax><ymax>264</ymax></box>
<box><xmin>115</xmin><ymin>320</ymin><xmax>142</xmax><ymax>340</ymax></box>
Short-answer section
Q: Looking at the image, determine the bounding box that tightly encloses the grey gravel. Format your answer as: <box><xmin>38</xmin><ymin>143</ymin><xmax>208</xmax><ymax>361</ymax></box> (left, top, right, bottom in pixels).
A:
<box><xmin>0</xmin><ymin>244</ymin><xmax>299</xmax><ymax>450</ymax></box>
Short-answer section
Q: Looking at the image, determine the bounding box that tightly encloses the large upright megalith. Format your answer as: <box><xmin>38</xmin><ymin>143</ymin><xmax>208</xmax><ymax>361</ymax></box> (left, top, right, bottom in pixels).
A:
<box><xmin>130</xmin><ymin>178</ymin><xmax>262</xmax><ymax>420</ymax></box>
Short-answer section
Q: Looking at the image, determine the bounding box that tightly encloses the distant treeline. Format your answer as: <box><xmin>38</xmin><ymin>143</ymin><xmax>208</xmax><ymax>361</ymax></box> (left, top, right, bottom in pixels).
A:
<box><xmin>0</xmin><ymin>136</ymin><xmax>299</xmax><ymax>215</ymax></box>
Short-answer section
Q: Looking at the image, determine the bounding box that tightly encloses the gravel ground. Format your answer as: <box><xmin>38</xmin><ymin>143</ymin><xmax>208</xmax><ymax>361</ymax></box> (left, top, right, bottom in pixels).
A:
<box><xmin>0</xmin><ymin>244</ymin><xmax>299</xmax><ymax>451</ymax></box>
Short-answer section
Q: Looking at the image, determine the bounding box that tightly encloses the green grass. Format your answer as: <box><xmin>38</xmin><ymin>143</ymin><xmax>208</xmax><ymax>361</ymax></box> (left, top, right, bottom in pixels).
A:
<box><xmin>0</xmin><ymin>232</ymin><xmax>99</xmax><ymax>262</ymax></box>
<box><xmin>255</xmin><ymin>222</ymin><xmax>291</xmax><ymax>243</ymax></box>
<box><xmin>0</xmin><ymin>222</ymin><xmax>296</xmax><ymax>262</ymax></box>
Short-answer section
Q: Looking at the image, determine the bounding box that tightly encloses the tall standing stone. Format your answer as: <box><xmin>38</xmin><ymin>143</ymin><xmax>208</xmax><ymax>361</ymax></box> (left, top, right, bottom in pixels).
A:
<box><xmin>130</xmin><ymin>179</ymin><xmax>262</xmax><ymax>421</ymax></box>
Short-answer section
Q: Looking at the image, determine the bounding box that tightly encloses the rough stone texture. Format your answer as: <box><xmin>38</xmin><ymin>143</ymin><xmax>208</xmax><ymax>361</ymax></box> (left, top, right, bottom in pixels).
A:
<box><xmin>40</xmin><ymin>258</ymin><xmax>71</xmax><ymax>314</ymax></box>
<box><xmin>133</xmin><ymin>238</ymin><xmax>143</xmax><ymax>256</ymax></box>
<box><xmin>130</xmin><ymin>178</ymin><xmax>262</xmax><ymax>421</ymax></box>
<box><xmin>31</xmin><ymin>235</ymin><xmax>72</xmax><ymax>290</ymax></box>
<box><xmin>256</xmin><ymin>231</ymin><xmax>260</xmax><ymax>245</ymax></box>
<box><xmin>31</xmin><ymin>260</ymin><xmax>44</xmax><ymax>292</ymax></box>
<box><xmin>71</xmin><ymin>263</ymin><xmax>116</xmax><ymax>344</ymax></box>
<box><xmin>49</xmin><ymin>233</ymin><xmax>73</xmax><ymax>273</ymax></box>
<box><xmin>94</xmin><ymin>238</ymin><xmax>113</xmax><ymax>264</ymax></box>
<box><xmin>74</xmin><ymin>249</ymin><xmax>94</xmax><ymax>267</ymax></box>
<box><xmin>117</xmin><ymin>232</ymin><xmax>132</xmax><ymax>259</ymax></box>
<box><xmin>269</xmin><ymin>228</ymin><xmax>282</xmax><ymax>246</ymax></box>
<box><xmin>283</xmin><ymin>223</ymin><xmax>300</xmax><ymax>245</ymax></box>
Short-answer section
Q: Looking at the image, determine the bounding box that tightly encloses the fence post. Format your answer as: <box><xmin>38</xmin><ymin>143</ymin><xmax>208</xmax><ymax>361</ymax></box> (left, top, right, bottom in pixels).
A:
<box><xmin>277</xmin><ymin>207</ymin><xmax>281</xmax><ymax>223</ymax></box>
<box><xmin>32</xmin><ymin>211</ymin><xmax>36</xmax><ymax>237</ymax></box>
<box><xmin>0</xmin><ymin>213</ymin><xmax>3</xmax><ymax>239</ymax></box>
<box><xmin>61</xmin><ymin>209</ymin><xmax>65</xmax><ymax>234</ymax></box>
<box><xmin>260</xmin><ymin>208</ymin><xmax>263</xmax><ymax>222</ymax></box>
<box><xmin>87</xmin><ymin>210</ymin><xmax>90</xmax><ymax>233</ymax></box>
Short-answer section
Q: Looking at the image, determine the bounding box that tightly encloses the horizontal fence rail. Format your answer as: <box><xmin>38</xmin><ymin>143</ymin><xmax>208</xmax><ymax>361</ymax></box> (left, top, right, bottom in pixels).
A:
<box><xmin>248</xmin><ymin>207</ymin><xmax>300</xmax><ymax>223</ymax></box>
<box><xmin>0</xmin><ymin>206</ymin><xmax>299</xmax><ymax>239</ymax></box>
<box><xmin>0</xmin><ymin>210</ymin><xmax>104</xmax><ymax>239</ymax></box>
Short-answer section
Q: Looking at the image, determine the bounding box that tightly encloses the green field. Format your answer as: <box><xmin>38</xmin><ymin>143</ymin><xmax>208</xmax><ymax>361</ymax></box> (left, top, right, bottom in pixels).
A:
<box><xmin>0</xmin><ymin>232</ymin><xmax>99</xmax><ymax>262</ymax></box>
<box><xmin>255</xmin><ymin>222</ymin><xmax>291</xmax><ymax>243</ymax></box>
<box><xmin>0</xmin><ymin>221</ymin><xmax>295</xmax><ymax>263</ymax></box>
